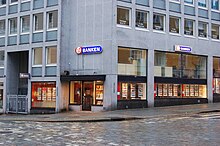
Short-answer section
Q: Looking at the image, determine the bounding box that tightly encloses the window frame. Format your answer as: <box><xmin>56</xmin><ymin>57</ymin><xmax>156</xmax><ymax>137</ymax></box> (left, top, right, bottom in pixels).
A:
<box><xmin>211</xmin><ymin>24</ymin><xmax>220</xmax><ymax>40</ymax></box>
<box><xmin>211</xmin><ymin>0</ymin><xmax>220</xmax><ymax>11</ymax></box>
<box><xmin>184</xmin><ymin>19</ymin><xmax>195</xmax><ymax>37</ymax></box>
<box><xmin>46</xmin><ymin>46</ymin><xmax>57</xmax><ymax>66</ymax></box>
<box><xmin>153</xmin><ymin>13</ymin><xmax>165</xmax><ymax>32</ymax></box>
<box><xmin>117</xmin><ymin>6</ymin><xmax>131</xmax><ymax>28</ymax></box>
<box><xmin>32</xmin><ymin>47</ymin><xmax>43</xmax><ymax>67</ymax></box>
<box><xmin>10</xmin><ymin>0</ymin><xmax>18</xmax><ymax>5</ymax></box>
<box><xmin>0</xmin><ymin>19</ymin><xmax>5</xmax><ymax>37</ymax></box>
<box><xmin>184</xmin><ymin>0</ymin><xmax>194</xmax><ymax>6</ymax></box>
<box><xmin>20</xmin><ymin>15</ymin><xmax>30</xmax><ymax>35</ymax></box>
<box><xmin>135</xmin><ymin>10</ymin><xmax>148</xmax><ymax>30</ymax></box>
<box><xmin>47</xmin><ymin>11</ymin><xmax>58</xmax><ymax>31</ymax></box>
<box><xmin>0</xmin><ymin>0</ymin><xmax>6</xmax><ymax>7</ymax></box>
<box><xmin>198</xmin><ymin>21</ymin><xmax>208</xmax><ymax>39</ymax></box>
<box><xmin>33</xmin><ymin>13</ymin><xmax>44</xmax><ymax>33</ymax></box>
<box><xmin>198</xmin><ymin>0</ymin><xmax>207</xmax><ymax>9</ymax></box>
<box><xmin>8</xmin><ymin>18</ymin><xmax>17</xmax><ymax>36</ymax></box>
<box><xmin>169</xmin><ymin>16</ymin><xmax>180</xmax><ymax>34</ymax></box>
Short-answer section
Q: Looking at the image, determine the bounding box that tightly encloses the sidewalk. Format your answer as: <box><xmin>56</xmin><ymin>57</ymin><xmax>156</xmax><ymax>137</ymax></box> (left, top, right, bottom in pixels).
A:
<box><xmin>0</xmin><ymin>103</ymin><xmax>220</xmax><ymax>122</ymax></box>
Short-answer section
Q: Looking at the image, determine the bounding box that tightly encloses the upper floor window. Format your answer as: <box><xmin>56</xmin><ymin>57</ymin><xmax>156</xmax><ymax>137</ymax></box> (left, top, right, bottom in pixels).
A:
<box><xmin>21</xmin><ymin>15</ymin><xmax>30</xmax><ymax>34</ymax></box>
<box><xmin>47</xmin><ymin>11</ymin><xmax>58</xmax><ymax>30</ymax></box>
<box><xmin>198</xmin><ymin>0</ymin><xmax>207</xmax><ymax>7</ymax></box>
<box><xmin>153</xmin><ymin>14</ymin><xmax>165</xmax><ymax>31</ymax></box>
<box><xmin>10</xmin><ymin>0</ymin><xmax>18</xmax><ymax>4</ymax></box>
<box><xmin>46</xmin><ymin>46</ymin><xmax>57</xmax><ymax>65</ymax></box>
<box><xmin>33</xmin><ymin>48</ymin><xmax>42</xmax><ymax>66</ymax></box>
<box><xmin>212</xmin><ymin>24</ymin><xmax>219</xmax><ymax>39</ymax></box>
<box><xmin>212</xmin><ymin>0</ymin><xmax>219</xmax><ymax>10</ymax></box>
<box><xmin>184</xmin><ymin>19</ymin><xmax>194</xmax><ymax>36</ymax></box>
<box><xmin>136</xmin><ymin>10</ymin><xmax>148</xmax><ymax>29</ymax></box>
<box><xmin>169</xmin><ymin>16</ymin><xmax>180</xmax><ymax>34</ymax></box>
<box><xmin>33</xmin><ymin>13</ymin><xmax>43</xmax><ymax>32</ymax></box>
<box><xmin>198</xmin><ymin>22</ymin><xmax>207</xmax><ymax>38</ymax></box>
<box><xmin>117</xmin><ymin>7</ymin><xmax>130</xmax><ymax>26</ymax></box>
<box><xmin>0</xmin><ymin>0</ymin><xmax>6</xmax><ymax>6</ymax></box>
<box><xmin>9</xmin><ymin>18</ymin><xmax>17</xmax><ymax>35</ymax></box>
<box><xmin>0</xmin><ymin>20</ymin><xmax>5</xmax><ymax>36</ymax></box>
<box><xmin>185</xmin><ymin>0</ymin><xmax>193</xmax><ymax>5</ymax></box>
<box><xmin>0</xmin><ymin>51</ymin><xmax>4</xmax><ymax>68</ymax></box>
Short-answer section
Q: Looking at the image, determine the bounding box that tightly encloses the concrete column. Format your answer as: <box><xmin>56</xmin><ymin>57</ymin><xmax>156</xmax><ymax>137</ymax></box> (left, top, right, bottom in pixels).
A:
<box><xmin>207</xmin><ymin>55</ymin><xmax>213</xmax><ymax>103</ymax></box>
<box><xmin>147</xmin><ymin>49</ymin><xmax>154</xmax><ymax>107</ymax></box>
<box><xmin>103</xmin><ymin>75</ymin><xmax>117</xmax><ymax>111</ymax></box>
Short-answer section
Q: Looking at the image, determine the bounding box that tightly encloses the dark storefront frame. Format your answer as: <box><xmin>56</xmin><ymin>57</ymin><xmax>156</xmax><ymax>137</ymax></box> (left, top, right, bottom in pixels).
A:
<box><xmin>213</xmin><ymin>57</ymin><xmax>220</xmax><ymax>102</ymax></box>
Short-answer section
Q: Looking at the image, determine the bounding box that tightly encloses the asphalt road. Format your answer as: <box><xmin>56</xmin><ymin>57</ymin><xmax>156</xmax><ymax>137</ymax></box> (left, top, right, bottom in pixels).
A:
<box><xmin>0</xmin><ymin>112</ymin><xmax>220</xmax><ymax>146</ymax></box>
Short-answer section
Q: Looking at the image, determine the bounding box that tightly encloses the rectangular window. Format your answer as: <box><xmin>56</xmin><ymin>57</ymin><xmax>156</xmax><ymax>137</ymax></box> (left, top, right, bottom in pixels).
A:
<box><xmin>34</xmin><ymin>13</ymin><xmax>43</xmax><ymax>32</ymax></box>
<box><xmin>213</xmin><ymin>57</ymin><xmax>220</xmax><ymax>77</ymax></box>
<box><xmin>136</xmin><ymin>10</ymin><xmax>148</xmax><ymax>29</ymax></box>
<box><xmin>117</xmin><ymin>7</ymin><xmax>130</xmax><ymax>26</ymax></box>
<box><xmin>46</xmin><ymin>46</ymin><xmax>57</xmax><ymax>65</ymax></box>
<box><xmin>118</xmin><ymin>47</ymin><xmax>147</xmax><ymax>76</ymax></box>
<box><xmin>0</xmin><ymin>0</ymin><xmax>6</xmax><ymax>6</ymax></box>
<box><xmin>153</xmin><ymin>14</ymin><xmax>165</xmax><ymax>31</ymax></box>
<box><xmin>10</xmin><ymin>0</ymin><xmax>18</xmax><ymax>3</ymax></box>
<box><xmin>31</xmin><ymin>82</ymin><xmax>56</xmax><ymax>108</ymax></box>
<box><xmin>184</xmin><ymin>19</ymin><xmax>194</xmax><ymax>36</ymax></box>
<box><xmin>0</xmin><ymin>20</ymin><xmax>5</xmax><ymax>36</ymax></box>
<box><xmin>9</xmin><ymin>18</ymin><xmax>17</xmax><ymax>35</ymax></box>
<box><xmin>21</xmin><ymin>15</ymin><xmax>30</xmax><ymax>33</ymax></box>
<box><xmin>198</xmin><ymin>22</ymin><xmax>207</xmax><ymax>38</ymax></box>
<box><xmin>47</xmin><ymin>11</ymin><xmax>58</xmax><ymax>30</ymax></box>
<box><xmin>0</xmin><ymin>51</ymin><xmax>4</xmax><ymax>68</ymax></box>
<box><xmin>169</xmin><ymin>16</ymin><xmax>180</xmax><ymax>34</ymax></box>
<box><xmin>33</xmin><ymin>48</ymin><xmax>42</xmax><ymax>66</ymax></box>
<box><xmin>212</xmin><ymin>24</ymin><xmax>219</xmax><ymax>39</ymax></box>
<box><xmin>198</xmin><ymin>0</ymin><xmax>206</xmax><ymax>7</ymax></box>
<box><xmin>212</xmin><ymin>0</ymin><xmax>219</xmax><ymax>10</ymax></box>
<box><xmin>185</xmin><ymin>0</ymin><xmax>193</xmax><ymax>5</ymax></box>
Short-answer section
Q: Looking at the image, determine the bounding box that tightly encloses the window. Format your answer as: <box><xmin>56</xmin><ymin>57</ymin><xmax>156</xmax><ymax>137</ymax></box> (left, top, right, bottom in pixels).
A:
<box><xmin>153</xmin><ymin>14</ymin><xmax>165</xmax><ymax>31</ymax></box>
<box><xmin>198</xmin><ymin>0</ymin><xmax>206</xmax><ymax>7</ymax></box>
<box><xmin>46</xmin><ymin>46</ymin><xmax>57</xmax><ymax>65</ymax></box>
<box><xmin>31</xmin><ymin>82</ymin><xmax>56</xmax><ymax>108</ymax></box>
<box><xmin>212</xmin><ymin>0</ymin><xmax>219</xmax><ymax>10</ymax></box>
<box><xmin>21</xmin><ymin>15</ymin><xmax>30</xmax><ymax>33</ymax></box>
<box><xmin>117</xmin><ymin>7</ymin><xmax>130</xmax><ymax>26</ymax></box>
<box><xmin>185</xmin><ymin>0</ymin><xmax>193</xmax><ymax>5</ymax></box>
<box><xmin>212</xmin><ymin>24</ymin><xmax>219</xmax><ymax>39</ymax></box>
<box><xmin>0</xmin><ymin>0</ymin><xmax>6</xmax><ymax>6</ymax></box>
<box><xmin>33</xmin><ymin>13</ymin><xmax>43</xmax><ymax>32</ymax></box>
<box><xmin>136</xmin><ymin>0</ymin><xmax>149</xmax><ymax>6</ymax></box>
<box><xmin>213</xmin><ymin>57</ymin><xmax>220</xmax><ymax>77</ymax></box>
<box><xmin>10</xmin><ymin>0</ymin><xmax>18</xmax><ymax>4</ymax></box>
<box><xmin>169</xmin><ymin>16</ymin><xmax>180</xmax><ymax>34</ymax></box>
<box><xmin>33</xmin><ymin>48</ymin><xmax>42</xmax><ymax>66</ymax></box>
<box><xmin>136</xmin><ymin>10</ymin><xmax>148</xmax><ymax>29</ymax></box>
<box><xmin>0</xmin><ymin>51</ymin><xmax>4</xmax><ymax>67</ymax></box>
<box><xmin>184</xmin><ymin>19</ymin><xmax>194</xmax><ymax>36</ymax></box>
<box><xmin>198</xmin><ymin>22</ymin><xmax>207</xmax><ymax>38</ymax></box>
<box><xmin>118</xmin><ymin>47</ymin><xmax>147</xmax><ymax>76</ymax></box>
<box><xmin>9</xmin><ymin>18</ymin><xmax>17</xmax><ymax>35</ymax></box>
<box><xmin>0</xmin><ymin>20</ymin><xmax>5</xmax><ymax>36</ymax></box>
<box><xmin>47</xmin><ymin>11</ymin><xmax>58</xmax><ymax>30</ymax></box>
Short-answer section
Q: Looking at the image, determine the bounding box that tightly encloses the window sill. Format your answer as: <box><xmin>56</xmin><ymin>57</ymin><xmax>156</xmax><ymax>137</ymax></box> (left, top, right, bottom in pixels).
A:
<box><xmin>184</xmin><ymin>35</ymin><xmax>195</xmax><ymax>39</ymax></box>
<box><xmin>135</xmin><ymin>27</ymin><xmax>149</xmax><ymax>32</ymax></box>
<box><xmin>21</xmin><ymin>0</ymin><xmax>31</xmax><ymax>3</ymax></box>
<box><xmin>211</xmin><ymin>39</ymin><xmax>220</xmax><ymax>42</ymax></box>
<box><xmin>46</xmin><ymin>64</ymin><xmax>57</xmax><ymax>67</ymax></box>
<box><xmin>169</xmin><ymin>0</ymin><xmax>180</xmax><ymax>4</ymax></box>
<box><xmin>9</xmin><ymin>2</ymin><xmax>18</xmax><ymax>6</ymax></box>
<box><xmin>0</xmin><ymin>36</ymin><xmax>5</xmax><ymax>38</ymax></box>
<box><xmin>169</xmin><ymin>32</ymin><xmax>181</xmax><ymax>36</ymax></box>
<box><xmin>8</xmin><ymin>34</ymin><xmax>17</xmax><ymax>37</ymax></box>
<box><xmin>32</xmin><ymin>65</ymin><xmax>43</xmax><ymax>68</ymax></box>
<box><xmin>211</xmin><ymin>9</ymin><xmax>220</xmax><ymax>13</ymax></box>
<box><xmin>198</xmin><ymin>37</ymin><xmax>209</xmax><ymax>41</ymax></box>
<box><xmin>117</xmin><ymin>25</ymin><xmax>132</xmax><ymax>29</ymax></box>
<box><xmin>20</xmin><ymin>32</ymin><xmax>30</xmax><ymax>35</ymax></box>
<box><xmin>47</xmin><ymin>28</ymin><xmax>58</xmax><ymax>32</ymax></box>
<box><xmin>33</xmin><ymin>30</ymin><xmax>43</xmax><ymax>33</ymax></box>
<box><xmin>198</xmin><ymin>6</ymin><xmax>208</xmax><ymax>10</ymax></box>
<box><xmin>184</xmin><ymin>3</ymin><xmax>194</xmax><ymax>7</ymax></box>
<box><xmin>0</xmin><ymin>5</ymin><xmax>6</xmax><ymax>8</ymax></box>
<box><xmin>153</xmin><ymin>30</ymin><xmax>166</xmax><ymax>34</ymax></box>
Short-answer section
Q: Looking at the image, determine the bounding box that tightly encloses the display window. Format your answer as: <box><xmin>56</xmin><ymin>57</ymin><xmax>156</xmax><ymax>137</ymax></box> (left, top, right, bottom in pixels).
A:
<box><xmin>214</xmin><ymin>78</ymin><xmax>220</xmax><ymax>94</ymax></box>
<box><xmin>70</xmin><ymin>81</ymin><xmax>104</xmax><ymax>106</ymax></box>
<box><xmin>31</xmin><ymin>82</ymin><xmax>56</xmax><ymax>108</ymax></box>
<box><xmin>156</xmin><ymin>83</ymin><xmax>207</xmax><ymax>98</ymax></box>
<box><xmin>118</xmin><ymin>82</ymin><xmax>146</xmax><ymax>100</ymax></box>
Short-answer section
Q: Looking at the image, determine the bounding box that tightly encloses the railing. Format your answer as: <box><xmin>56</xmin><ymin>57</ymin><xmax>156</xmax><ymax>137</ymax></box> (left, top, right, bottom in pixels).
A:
<box><xmin>6</xmin><ymin>95</ymin><xmax>28</xmax><ymax>114</ymax></box>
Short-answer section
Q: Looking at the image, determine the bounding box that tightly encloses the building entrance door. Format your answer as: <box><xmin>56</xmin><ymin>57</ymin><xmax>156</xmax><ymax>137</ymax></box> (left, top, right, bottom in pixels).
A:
<box><xmin>82</xmin><ymin>82</ymin><xmax>93</xmax><ymax>111</ymax></box>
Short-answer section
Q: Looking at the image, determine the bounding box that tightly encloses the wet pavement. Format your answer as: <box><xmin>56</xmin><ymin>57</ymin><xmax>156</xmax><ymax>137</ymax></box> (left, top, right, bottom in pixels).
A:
<box><xmin>0</xmin><ymin>103</ymin><xmax>220</xmax><ymax>145</ymax></box>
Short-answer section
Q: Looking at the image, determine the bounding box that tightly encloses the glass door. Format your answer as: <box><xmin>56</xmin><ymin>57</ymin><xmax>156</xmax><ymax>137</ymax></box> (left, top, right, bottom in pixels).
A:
<box><xmin>82</xmin><ymin>82</ymin><xmax>93</xmax><ymax>111</ymax></box>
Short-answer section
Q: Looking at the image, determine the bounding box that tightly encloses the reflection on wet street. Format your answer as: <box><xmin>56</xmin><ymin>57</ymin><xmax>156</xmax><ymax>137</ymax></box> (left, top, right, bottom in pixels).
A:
<box><xmin>0</xmin><ymin>114</ymin><xmax>220</xmax><ymax>146</ymax></box>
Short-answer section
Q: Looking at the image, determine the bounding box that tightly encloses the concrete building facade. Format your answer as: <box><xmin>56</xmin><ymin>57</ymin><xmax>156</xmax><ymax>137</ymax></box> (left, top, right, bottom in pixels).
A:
<box><xmin>1</xmin><ymin>0</ymin><xmax>220</xmax><ymax>113</ymax></box>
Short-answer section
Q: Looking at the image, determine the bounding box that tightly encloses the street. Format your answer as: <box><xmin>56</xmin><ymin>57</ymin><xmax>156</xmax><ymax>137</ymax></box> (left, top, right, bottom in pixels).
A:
<box><xmin>0</xmin><ymin>112</ymin><xmax>220</xmax><ymax>146</ymax></box>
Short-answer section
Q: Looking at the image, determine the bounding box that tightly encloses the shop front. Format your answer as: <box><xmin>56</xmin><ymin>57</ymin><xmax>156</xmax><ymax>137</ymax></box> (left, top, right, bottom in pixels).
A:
<box><xmin>61</xmin><ymin>75</ymin><xmax>105</xmax><ymax>111</ymax></box>
<box><xmin>0</xmin><ymin>82</ymin><xmax>3</xmax><ymax>112</ymax></box>
<box><xmin>31</xmin><ymin>82</ymin><xmax>56</xmax><ymax>113</ymax></box>
<box><xmin>117</xmin><ymin>47</ymin><xmax>147</xmax><ymax>109</ymax></box>
<box><xmin>213</xmin><ymin>57</ymin><xmax>220</xmax><ymax>102</ymax></box>
<box><xmin>154</xmin><ymin>51</ymin><xmax>208</xmax><ymax>106</ymax></box>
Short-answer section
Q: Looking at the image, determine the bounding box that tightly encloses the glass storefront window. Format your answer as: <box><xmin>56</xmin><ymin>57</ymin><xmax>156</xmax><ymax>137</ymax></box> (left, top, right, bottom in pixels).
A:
<box><xmin>214</xmin><ymin>78</ymin><xmax>220</xmax><ymax>94</ymax></box>
<box><xmin>70</xmin><ymin>81</ymin><xmax>82</xmax><ymax>104</ymax></box>
<box><xmin>154</xmin><ymin>51</ymin><xmax>207</xmax><ymax>79</ymax></box>
<box><xmin>169</xmin><ymin>16</ymin><xmax>180</xmax><ymax>34</ymax></box>
<box><xmin>117</xmin><ymin>7</ymin><xmax>130</xmax><ymax>26</ymax></box>
<box><xmin>31</xmin><ymin>82</ymin><xmax>56</xmax><ymax>108</ymax></box>
<box><xmin>118</xmin><ymin>47</ymin><xmax>147</xmax><ymax>76</ymax></box>
<box><xmin>198</xmin><ymin>22</ymin><xmax>207</xmax><ymax>38</ymax></box>
<box><xmin>213</xmin><ymin>57</ymin><xmax>220</xmax><ymax>77</ymax></box>
<box><xmin>118</xmin><ymin>82</ymin><xmax>146</xmax><ymax>100</ymax></box>
<box><xmin>136</xmin><ymin>10</ymin><xmax>148</xmax><ymax>29</ymax></box>
<box><xmin>153</xmin><ymin>14</ymin><xmax>165</xmax><ymax>31</ymax></box>
<box><xmin>184</xmin><ymin>19</ymin><xmax>194</xmax><ymax>36</ymax></box>
<box><xmin>212</xmin><ymin>24</ymin><xmax>219</xmax><ymax>39</ymax></box>
<box><xmin>155</xmin><ymin>83</ymin><xmax>207</xmax><ymax>98</ymax></box>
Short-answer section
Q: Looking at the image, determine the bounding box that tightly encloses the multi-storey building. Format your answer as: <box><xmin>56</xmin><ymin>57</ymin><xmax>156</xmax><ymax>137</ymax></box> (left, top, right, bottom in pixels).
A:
<box><xmin>1</xmin><ymin>0</ymin><xmax>220</xmax><ymax>113</ymax></box>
